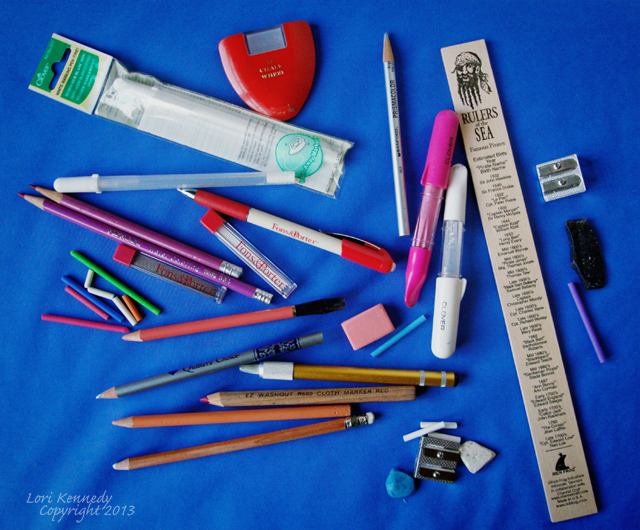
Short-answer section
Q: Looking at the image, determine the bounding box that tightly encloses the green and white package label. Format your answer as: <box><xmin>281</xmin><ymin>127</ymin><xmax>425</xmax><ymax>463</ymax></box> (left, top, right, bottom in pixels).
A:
<box><xmin>29</xmin><ymin>34</ymin><xmax>113</xmax><ymax>114</ymax></box>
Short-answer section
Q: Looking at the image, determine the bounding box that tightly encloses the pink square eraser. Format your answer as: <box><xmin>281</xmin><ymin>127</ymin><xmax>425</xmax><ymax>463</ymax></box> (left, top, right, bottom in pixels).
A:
<box><xmin>341</xmin><ymin>304</ymin><xmax>395</xmax><ymax>350</ymax></box>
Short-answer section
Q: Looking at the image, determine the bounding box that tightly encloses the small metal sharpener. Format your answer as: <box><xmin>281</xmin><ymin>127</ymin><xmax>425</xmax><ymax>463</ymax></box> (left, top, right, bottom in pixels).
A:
<box><xmin>413</xmin><ymin>435</ymin><xmax>460</xmax><ymax>484</ymax></box>
<box><xmin>536</xmin><ymin>154</ymin><xmax>586</xmax><ymax>202</ymax></box>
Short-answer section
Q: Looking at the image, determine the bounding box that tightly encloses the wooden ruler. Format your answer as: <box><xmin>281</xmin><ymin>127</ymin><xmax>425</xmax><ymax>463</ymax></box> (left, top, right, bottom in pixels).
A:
<box><xmin>441</xmin><ymin>40</ymin><xmax>597</xmax><ymax>523</ymax></box>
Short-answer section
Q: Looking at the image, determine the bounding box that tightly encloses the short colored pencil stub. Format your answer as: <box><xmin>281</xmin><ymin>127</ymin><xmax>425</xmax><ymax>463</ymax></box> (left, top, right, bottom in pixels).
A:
<box><xmin>71</xmin><ymin>250</ymin><xmax>161</xmax><ymax>315</ymax></box>
<box><xmin>42</xmin><ymin>314</ymin><xmax>129</xmax><ymax>333</ymax></box>
<box><xmin>64</xmin><ymin>285</ymin><xmax>110</xmax><ymax>320</ymax></box>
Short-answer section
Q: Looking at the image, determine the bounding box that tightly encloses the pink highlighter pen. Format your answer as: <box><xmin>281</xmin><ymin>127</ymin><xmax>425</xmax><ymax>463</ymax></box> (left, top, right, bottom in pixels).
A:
<box><xmin>405</xmin><ymin>110</ymin><xmax>459</xmax><ymax>307</ymax></box>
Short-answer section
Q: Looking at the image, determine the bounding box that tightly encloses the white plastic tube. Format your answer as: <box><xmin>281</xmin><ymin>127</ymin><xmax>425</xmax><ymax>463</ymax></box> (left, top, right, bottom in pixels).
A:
<box><xmin>54</xmin><ymin>171</ymin><xmax>296</xmax><ymax>193</ymax></box>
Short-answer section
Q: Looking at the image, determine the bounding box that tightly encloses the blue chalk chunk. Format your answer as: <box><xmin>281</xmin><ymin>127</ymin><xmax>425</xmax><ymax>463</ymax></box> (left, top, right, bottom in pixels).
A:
<box><xmin>385</xmin><ymin>468</ymin><xmax>415</xmax><ymax>498</ymax></box>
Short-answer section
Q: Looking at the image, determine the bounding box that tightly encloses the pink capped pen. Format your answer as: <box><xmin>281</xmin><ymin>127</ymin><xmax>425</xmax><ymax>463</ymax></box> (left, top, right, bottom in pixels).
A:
<box><xmin>405</xmin><ymin>110</ymin><xmax>459</xmax><ymax>307</ymax></box>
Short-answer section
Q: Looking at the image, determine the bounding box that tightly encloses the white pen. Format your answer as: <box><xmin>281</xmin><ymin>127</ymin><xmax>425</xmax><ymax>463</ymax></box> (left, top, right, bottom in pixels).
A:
<box><xmin>383</xmin><ymin>33</ymin><xmax>410</xmax><ymax>237</ymax></box>
<box><xmin>53</xmin><ymin>171</ymin><xmax>296</xmax><ymax>193</ymax></box>
<box><xmin>432</xmin><ymin>164</ymin><xmax>468</xmax><ymax>359</ymax></box>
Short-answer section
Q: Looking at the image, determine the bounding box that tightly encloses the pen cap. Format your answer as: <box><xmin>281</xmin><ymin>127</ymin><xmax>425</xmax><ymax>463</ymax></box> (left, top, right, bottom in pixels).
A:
<box><xmin>432</xmin><ymin>277</ymin><xmax>466</xmax><ymax>359</ymax></box>
<box><xmin>421</xmin><ymin>110</ymin><xmax>459</xmax><ymax>188</ymax></box>
<box><xmin>54</xmin><ymin>174</ymin><xmax>100</xmax><ymax>193</ymax></box>
<box><xmin>266</xmin><ymin>171</ymin><xmax>297</xmax><ymax>184</ymax></box>
<box><xmin>200</xmin><ymin>209</ymin><xmax>226</xmax><ymax>234</ymax></box>
<box><xmin>443</xmin><ymin>165</ymin><xmax>468</xmax><ymax>223</ymax></box>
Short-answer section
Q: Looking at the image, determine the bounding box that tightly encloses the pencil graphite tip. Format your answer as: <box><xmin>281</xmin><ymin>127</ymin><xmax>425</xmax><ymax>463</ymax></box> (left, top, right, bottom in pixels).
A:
<box><xmin>19</xmin><ymin>194</ymin><xmax>46</xmax><ymax>210</ymax></box>
<box><xmin>177</xmin><ymin>188</ymin><xmax>197</xmax><ymax>199</ymax></box>
<box><xmin>113</xmin><ymin>459</ymin><xmax>129</xmax><ymax>470</ymax></box>
<box><xmin>294</xmin><ymin>297</ymin><xmax>346</xmax><ymax>317</ymax></box>
<box><xmin>383</xmin><ymin>33</ymin><xmax>394</xmax><ymax>63</ymax></box>
<box><xmin>112</xmin><ymin>417</ymin><xmax>133</xmax><ymax>428</ymax></box>
<box><xmin>96</xmin><ymin>387</ymin><xmax>117</xmax><ymax>399</ymax></box>
<box><xmin>29</xmin><ymin>186</ymin><xmax>62</xmax><ymax>203</ymax></box>
<box><xmin>203</xmin><ymin>393</ymin><xmax>222</xmax><ymax>406</ymax></box>
<box><xmin>122</xmin><ymin>331</ymin><xmax>142</xmax><ymax>342</ymax></box>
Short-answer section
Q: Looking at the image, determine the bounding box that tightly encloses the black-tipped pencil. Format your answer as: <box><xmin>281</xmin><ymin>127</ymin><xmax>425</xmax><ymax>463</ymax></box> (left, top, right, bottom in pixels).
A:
<box><xmin>122</xmin><ymin>298</ymin><xmax>345</xmax><ymax>342</ymax></box>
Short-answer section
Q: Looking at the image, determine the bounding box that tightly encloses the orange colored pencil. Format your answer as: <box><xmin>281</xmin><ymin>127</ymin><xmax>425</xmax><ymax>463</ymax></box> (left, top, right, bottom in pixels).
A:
<box><xmin>112</xmin><ymin>405</ymin><xmax>352</xmax><ymax>428</ymax></box>
<box><xmin>113</xmin><ymin>413</ymin><xmax>374</xmax><ymax>470</ymax></box>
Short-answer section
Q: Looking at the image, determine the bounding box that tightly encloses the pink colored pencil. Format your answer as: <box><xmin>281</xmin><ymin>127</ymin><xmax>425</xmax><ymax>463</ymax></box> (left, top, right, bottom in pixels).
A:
<box><xmin>42</xmin><ymin>314</ymin><xmax>129</xmax><ymax>333</ymax></box>
<box><xmin>64</xmin><ymin>286</ymin><xmax>110</xmax><ymax>320</ymax></box>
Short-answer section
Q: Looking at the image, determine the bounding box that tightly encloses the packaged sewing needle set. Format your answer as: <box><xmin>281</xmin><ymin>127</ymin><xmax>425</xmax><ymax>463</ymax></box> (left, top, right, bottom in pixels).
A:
<box><xmin>29</xmin><ymin>34</ymin><xmax>352</xmax><ymax>198</ymax></box>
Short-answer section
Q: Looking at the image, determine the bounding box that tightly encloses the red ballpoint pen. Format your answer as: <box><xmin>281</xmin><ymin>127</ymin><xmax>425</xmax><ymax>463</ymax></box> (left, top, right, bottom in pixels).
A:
<box><xmin>179</xmin><ymin>189</ymin><xmax>395</xmax><ymax>273</ymax></box>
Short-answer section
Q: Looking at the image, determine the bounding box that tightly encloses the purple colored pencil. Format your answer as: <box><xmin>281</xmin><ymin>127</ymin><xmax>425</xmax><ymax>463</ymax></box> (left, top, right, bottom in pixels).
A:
<box><xmin>22</xmin><ymin>195</ymin><xmax>271</xmax><ymax>303</ymax></box>
<box><xmin>568</xmin><ymin>282</ymin><xmax>606</xmax><ymax>363</ymax></box>
<box><xmin>32</xmin><ymin>186</ymin><xmax>242</xmax><ymax>279</ymax></box>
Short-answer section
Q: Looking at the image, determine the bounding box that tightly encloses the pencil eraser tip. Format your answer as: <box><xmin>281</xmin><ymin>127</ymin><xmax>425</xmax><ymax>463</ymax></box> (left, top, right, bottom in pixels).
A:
<box><xmin>341</xmin><ymin>304</ymin><xmax>394</xmax><ymax>350</ymax></box>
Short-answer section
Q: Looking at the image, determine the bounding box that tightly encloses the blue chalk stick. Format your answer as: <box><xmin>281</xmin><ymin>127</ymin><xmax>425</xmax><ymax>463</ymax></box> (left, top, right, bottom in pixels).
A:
<box><xmin>371</xmin><ymin>314</ymin><xmax>427</xmax><ymax>357</ymax></box>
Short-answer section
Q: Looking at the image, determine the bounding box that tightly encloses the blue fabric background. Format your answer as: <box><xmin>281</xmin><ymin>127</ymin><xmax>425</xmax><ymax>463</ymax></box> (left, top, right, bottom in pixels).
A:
<box><xmin>1</xmin><ymin>1</ymin><xmax>639</xmax><ymax>528</ymax></box>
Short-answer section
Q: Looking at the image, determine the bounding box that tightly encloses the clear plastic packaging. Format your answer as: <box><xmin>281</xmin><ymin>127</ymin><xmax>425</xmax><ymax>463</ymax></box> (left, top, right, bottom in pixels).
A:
<box><xmin>30</xmin><ymin>35</ymin><xmax>353</xmax><ymax>197</ymax></box>
<box><xmin>200</xmin><ymin>210</ymin><xmax>296</xmax><ymax>298</ymax></box>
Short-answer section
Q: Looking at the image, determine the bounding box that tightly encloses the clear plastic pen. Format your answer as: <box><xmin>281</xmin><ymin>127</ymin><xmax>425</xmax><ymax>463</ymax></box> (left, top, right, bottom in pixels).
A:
<box><xmin>53</xmin><ymin>171</ymin><xmax>296</xmax><ymax>193</ymax></box>
<box><xmin>432</xmin><ymin>165</ymin><xmax>468</xmax><ymax>359</ymax></box>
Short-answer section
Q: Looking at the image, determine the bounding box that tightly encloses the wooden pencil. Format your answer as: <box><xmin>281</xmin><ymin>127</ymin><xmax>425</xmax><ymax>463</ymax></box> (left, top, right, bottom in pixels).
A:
<box><xmin>113</xmin><ymin>413</ymin><xmax>374</xmax><ymax>470</ymax></box>
<box><xmin>112</xmin><ymin>405</ymin><xmax>352</xmax><ymax>428</ymax></box>
<box><xmin>200</xmin><ymin>385</ymin><xmax>416</xmax><ymax>407</ymax></box>
<box><xmin>122</xmin><ymin>298</ymin><xmax>344</xmax><ymax>342</ymax></box>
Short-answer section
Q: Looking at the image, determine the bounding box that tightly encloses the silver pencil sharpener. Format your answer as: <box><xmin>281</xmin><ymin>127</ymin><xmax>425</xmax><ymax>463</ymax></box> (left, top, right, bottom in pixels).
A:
<box><xmin>536</xmin><ymin>154</ymin><xmax>586</xmax><ymax>202</ymax></box>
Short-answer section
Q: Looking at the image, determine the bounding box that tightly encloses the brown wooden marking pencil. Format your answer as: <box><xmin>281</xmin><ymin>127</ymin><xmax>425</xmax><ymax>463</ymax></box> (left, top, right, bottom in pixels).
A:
<box><xmin>200</xmin><ymin>386</ymin><xmax>416</xmax><ymax>407</ymax></box>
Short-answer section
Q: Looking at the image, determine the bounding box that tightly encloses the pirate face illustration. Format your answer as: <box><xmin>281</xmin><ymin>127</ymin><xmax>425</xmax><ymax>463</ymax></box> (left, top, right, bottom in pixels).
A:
<box><xmin>453</xmin><ymin>51</ymin><xmax>492</xmax><ymax>109</ymax></box>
